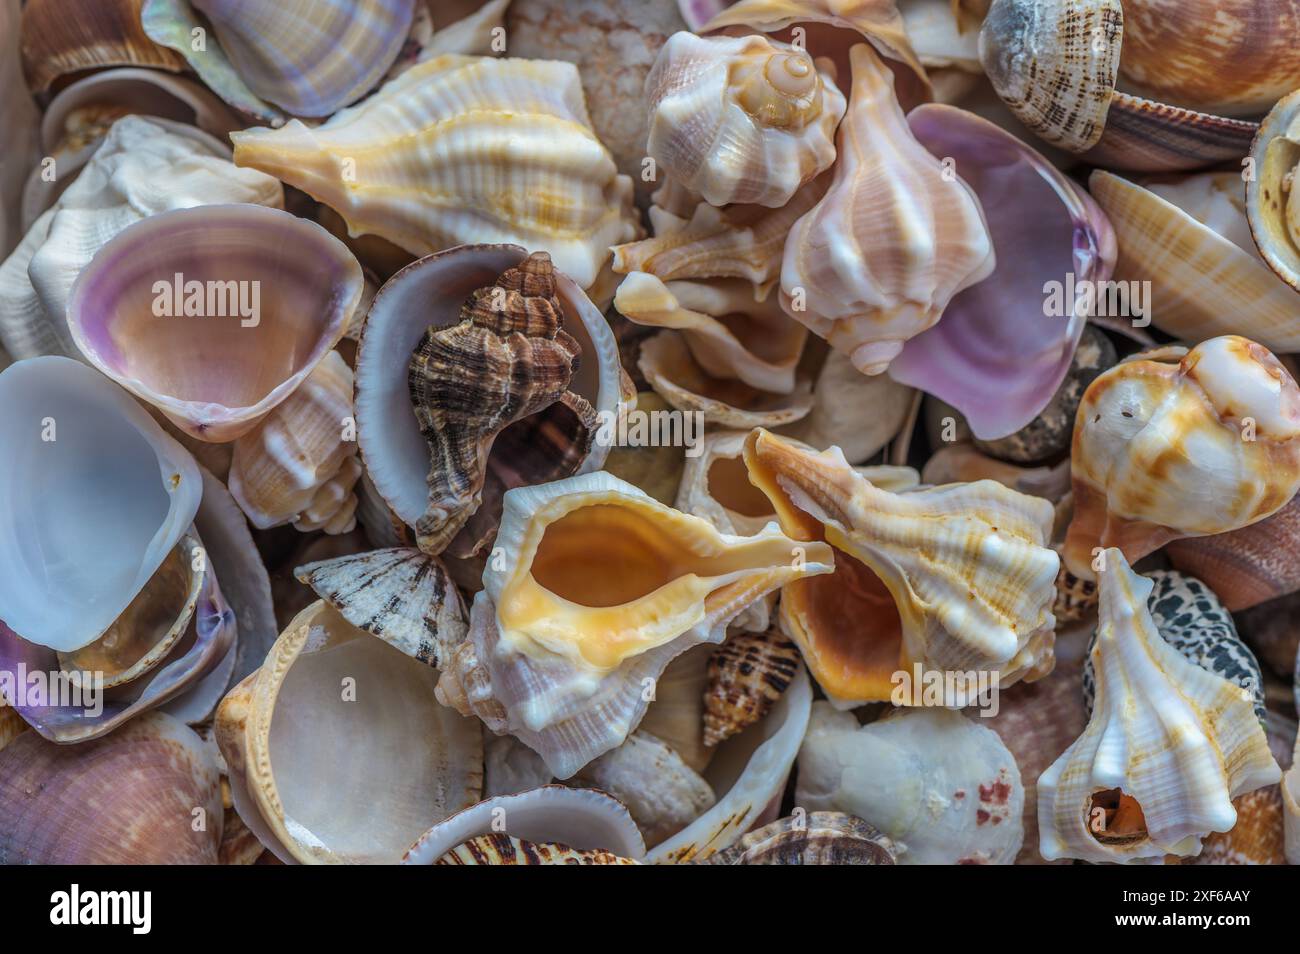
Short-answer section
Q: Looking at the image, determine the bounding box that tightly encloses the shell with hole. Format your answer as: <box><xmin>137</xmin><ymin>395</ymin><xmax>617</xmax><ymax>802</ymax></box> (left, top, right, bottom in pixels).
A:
<box><xmin>229</xmin><ymin>350</ymin><xmax>360</xmax><ymax>535</ymax></box>
<box><xmin>0</xmin><ymin>114</ymin><xmax>282</xmax><ymax>361</ymax></box>
<box><xmin>66</xmin><ymin>203</ymin><xmax>362</xmax><ymax>443</ymax></box>
<box><xmin>978</xmin><ymin>0</ymin><xmax>1258</xmax><ymax>173</ymax></box>
<box><xmin>1062</xmin><ymin>336</ymin><xmax>1300</xmax><ymax>581</ymax></box>
<box><xmin>1089</xmin><ymin>170</ymin><xmax>1300</xmax><ymax>354</ymax></box>
<box><xmin>695</xmin><ymin>811</ymin><xmax>898</xmax><ymax>864</ymax></box>
<box><xmin>434</xmin><ymin>471</ymin><xmax>833</xmax><ymax>779</ymax></box>
<box><xmin>645</xmin><ymin>31</ymin><xmax>845</xmax><ymax>208</ymax></box>
<box><xmin>796</xmin><ymin>704</ymin><xmax>1025</xmax><ymax>864</ymax></box>
<box><xmin>355</xmin><ymin>244</ymin><xmax>630</xmax><ymax>558</ymax></box>
<box><xmin>743</xmin><ymin>428</ymin><xmax>1059</xmax><ymax>708</ymax></box>
<box><xmin>0</xmin><ymin>713</ymin><xmax>222</xmax><ymax>864</ymax></box>
<box><xmin>215</xmin><ymin>599</ymin><xmax>484</xmax><ymax>864</ymax></box>
<box><xmin>1038</xmin><ymin>549</ymin><xmax>1281</xmax><ymax>863</ymax></box>
<box><xmin>780</xmin><ymin>44</ymin><xmax>994</xmax><ymax>376</ymax></box>
<box><xmin>230</xmin><ymin>55</ymin><xmax>639</xmax><ymax>290</ymax></box>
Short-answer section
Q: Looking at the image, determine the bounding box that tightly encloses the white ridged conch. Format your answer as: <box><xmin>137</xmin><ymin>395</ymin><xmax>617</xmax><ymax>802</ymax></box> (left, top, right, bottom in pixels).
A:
<box><xmin>779</xmin><ymin>44</ymin><xmax>994</xmax><ymax>375</ymax></box>
<box><xmin>743</xmin><ymin>428</ymin><xmax>1059</xmax><ymax>709</ymax></box>
<box><xmin>434</xmin><ymin>470</ymin><xmax>834</xmax><ymax>779</ymax></box>
<box><xmin>614</xmin><ymin>271</ymin><xmax>807</xmax><ymax>394</ymax></box>
<box><xmin>0</xmin><ymin>114</ymin><xmax>282</xmax><ymax>359</ymax></box>
<box><xmin>231</xmin><ymin>55</ymin><xmax>640</xmax><ymax>289</ymax></box>
<box><xmin>645</xmin><ymin>31</ymin><xmax>846</xmax><ymax>208</ymax></box>
<box><xmin>1038</xmin><ymin>548</ymin><xmax>1281</xmax><ymax>863</ymax></box>
<box><xmin>1062</xmin><ymin>335</ymin><xmax>1300</xmax><ymax>580</ymax></box>
<box><xmin>229</xmin><ymin>350</ymin><xmax>360</xmax><ymax>534</ymax></box>
<box><xmin>796</xmin><ymin>703</ymin><xmax>1025</xmax><ymax>864</ymax></box>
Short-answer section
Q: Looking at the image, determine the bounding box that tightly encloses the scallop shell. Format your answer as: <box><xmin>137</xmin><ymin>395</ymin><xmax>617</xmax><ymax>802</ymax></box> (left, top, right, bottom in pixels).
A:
<box><xmin>67</xmin><ymin>203</ymin><xmax>362</xmax><ymax>442</ymax></box>
<box><xmin>407</xmin><ymin>252</ymin><xmax>597</xmax><ymax>556</ymax></box>
<box><xmin>780</xmin><ymin>44</ymin><xmax>995</xmax><ymax>376</ymax></box>
<box><xmin>1090</xmin><ymin>171</ymin><xmax>1300</xmax><ymax>353</ymax></box>
<box><xmin>19</xmin><ymin>0</ymin><xmax>185</xmax><ymax>94</ymax></box>
<box><xmin>0</xmin><ymin>357</ymin><xmax>201</xmax><ymax>654</ymax></box>
<box><xmin>796</xmin><ymin>704</ymin><xmax>1025</xmax><ymax>864</ymax></box>
<box><xmin>646</xmin><ymin>32</ymin><xmax>845</xmax><ymax>208</ymax></box>
<box><xmin>743</xmin><ymin>428</ymin><xmax>1059</xmax><ymax>708</ymax></box>
<box><xmin>573</xmin><ymin>731</ymin><xmax>717</xmax><ymax>846</ymax></box>
<box><xmin>294</xmin><ymin>547</ymin><xmax>467</xmax><ymax>669</ymax></box>
<box><xmin>230</xmin><ymin>350</ymin><xmax>359</xmax><ymax>533</ymax></box>
<box><xmin>647</xmin><ymin>659</ymin><xmax>812</xmax><ymax>863</ymax></box>
<box><xmin>703</xmin><ymin>625</ymin><xmax>802</xmax><ymax>747</ymax></box>
<box><xmin>1062</xmin><ymin>336</ymin><xmax>1300</xmax><ymax>581</ymax></box>
<box><xmin>215</xmin><ymin>599</ymin><xmax>484</xmax><ymax>864</ymax></box>
<box><xmin>437</xmin><ymin>833</ymin><xmax>641</xmax><ymax>865</ymax></box>
<box><xmin>434</xmin><ymin>471</ymin><xmax>833</xmax><ymax>778</ymax></box>
<box><xmin>402</xmin><ymin>786</ymin><xmax>646</xmax><ymax>863</ymax></box>
<box><xmin>695</xmin><ymin>811</ymin><xmax>897</xmax><ymax>864</ymax></box>
<box><xmin>1038</xmin><ymin>548</ymin><xmax>1281</xmax><ymax>863</ymax></box>
<box><xmin>230</xmin><ymin>55</ymin><xmax>639</xmax><ymax>290</ymax></box>
<box><xmin>0</xmin><ymin>114</ymin><xmax>282</xmax><ymax>361</ymax></box>
<box><xmin>356</xmin><ymin>245</ymin><xmax>630</xmax><ymax>555</ymax></box>
<box><xmin>0</xmin><ymin>712</ymin><xmax>221</xmax><ymax>864</ymax></box>
<box><xmin>614</xmin><ymin>272</ymin><xmax>808</xmax><ymax>394</ymax></box>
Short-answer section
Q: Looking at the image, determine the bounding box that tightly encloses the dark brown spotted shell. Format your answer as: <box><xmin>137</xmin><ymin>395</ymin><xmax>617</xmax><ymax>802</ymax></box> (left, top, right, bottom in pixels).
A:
<box><xmin>696</xmin><ymin>812</ymin><xmax>896</xmax><ymax>865</ymax></box>
<box><xmin>407</xmin><ymin>252</ymin><xmax>598</xmax><ymax>556</ymax></box>
<box><xmin>435</xmin><ymin>832</ymin><xmax>639</xmax><ymax>865</ymax></box>
<box><xmin>1053</xmin><ymin>565</ymin><xmax>1098</xmax><ymax>624</ymax></box>
<box><xmin>703</xmin><ymin>625</ymin><xmax>800</xmax><ymax>747</ymax></box>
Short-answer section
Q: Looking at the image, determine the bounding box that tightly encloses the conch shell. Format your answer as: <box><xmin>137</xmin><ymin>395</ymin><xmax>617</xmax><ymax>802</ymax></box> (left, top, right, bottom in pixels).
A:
<box><xmin>231</xmin><ymin>55</ymin><xmax>640</xmax><ymax>289</ymax></box>
<box><xmin>743</xmin><ymin>429</ymin><xmax>1059</xmax><ymax>708</ymax></box>
<box><xmin>1062</xmin><ymin>336</ymin><xmax>1300</xmax><ymax>581</ymax></box>
<box><xmin>407</xmin><ymin>252</ymin><xmax>596</xmax><ymax>555</ymax></box>
<box><xmin>1038</xmin><ymin>549</ymin><xmax>1281</xmax><ymax>863</ymax></box>
<box><xmin>434</xmin><ymin>471</ymin><xmax>833</xmax><ymax>778</ymax></box>
<box><xmin>645</xmin><ymin>31</ymin><xmax>845</xmax><ymax>208</ymax></box>
<box><xmin>780</xmin><ymin>44</ymin><xmax>994</xmax><ymax>375</ymax></box>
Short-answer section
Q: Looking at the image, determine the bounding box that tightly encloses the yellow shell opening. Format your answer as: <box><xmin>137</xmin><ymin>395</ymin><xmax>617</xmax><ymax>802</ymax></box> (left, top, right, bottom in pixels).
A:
<box><xmin>707</xmin><ymin>455</ymin><xmax>777</xmax><ymax>519</ymax></box>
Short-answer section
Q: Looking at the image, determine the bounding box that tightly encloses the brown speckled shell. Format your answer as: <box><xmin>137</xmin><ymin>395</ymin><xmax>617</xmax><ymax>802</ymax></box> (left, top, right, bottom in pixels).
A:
<box><xmin>703</xmin><ymin>625</ymin><xmax>801</xmax><ymax>747</ymax></box>
<box><xmin>696</xmin><ymin>812</ymin><xmax>896</xmax><ymax>865</ymax></box>
<box><xmin>1053</xmin><ymin>565</ymin><xmax>1099</xmax><ymax>624</ymax></box>
<box><xmin>407</xmin><ymin>252</ymin><xmax>597</xmax><ymax>556</ymax></box>
<box><xmin>436</xmin><ymin>832</ymin><xmax>640</xmax><ymax>865</ymax></box>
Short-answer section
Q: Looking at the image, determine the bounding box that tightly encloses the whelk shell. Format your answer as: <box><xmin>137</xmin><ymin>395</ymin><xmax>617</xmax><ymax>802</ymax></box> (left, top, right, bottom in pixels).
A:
<box><xmin>645</xmin><ymin>31</ymin><xmax>846</xmax><ymax>208</ymax></box>
<box><xmin>743</xmin><ymin>428</ymin><xmax>1059</xmax><ymax>708</ymax></box>
<box><xmin>67</xmin><ymin>203</ymin><xmax>362</xmax><ymax>443</ymax></box>
<box><xmin>1062</xmin><ymin>336</ymin><xmax>1300</xmax><ymax>581</ymax></box>
<box><xmin>230</xmin><ymin>55</ymin><xmax>639</xmax><ymax>290</ymax></box>
<box><xmin>780</xmin><ymin>44</ymin><xmax>994</xmax><ymax>376</ymax></box>
<box><xmin>1038</xmin><ymin>549</ymin><xmax>1281</xmax><ymax>863</ymax></box>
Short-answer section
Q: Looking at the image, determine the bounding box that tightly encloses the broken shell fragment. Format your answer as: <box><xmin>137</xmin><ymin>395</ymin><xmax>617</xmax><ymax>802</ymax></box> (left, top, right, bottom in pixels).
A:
<box><xmin>1038</xmin><ymin>549</ymin><xmax>1281</xmax><ymax>863</ymax></box>
<box><xmin>1062</xmin><ymin>336</ymin><xmax>1300</xmax><ymax>581</ymax></box>
<box><xmin>67</xmin><ymin>204</ymin><xmax>362</xmax><ymax>442</ymax></box>
<box><xmin>703</xmin><ymin>625</ymin><xmax>802</xmax><ymax>747</ymax></box>
<box><xmin>645</xmin><ymin>31</ymin><xmax>846</xmax><ymax>208</ymax></box>
<box><xmin>696</xmin><ymin>811</ymin><xmax>897</xmax><ymax>864</ymax></box>
<box><xmin>744</xmin><ymin>429</ymin><xmax>1059</xmax><ymax>707</ymax></box>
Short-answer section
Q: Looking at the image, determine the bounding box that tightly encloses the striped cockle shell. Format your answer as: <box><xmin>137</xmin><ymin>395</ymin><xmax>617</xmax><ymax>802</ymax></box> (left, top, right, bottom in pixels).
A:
<box><xmin>1038</xmin><ymin>549</ymin><xmax>1281</xmax><ymax>863</ymax></box>
<box><xmin>435</xmin><ymin>472</ymin><xmax>832</xmax><ymax>778</ymax></box>
<box><xmin>779</xmin><ymin>44</ymin><xmax>994</xmax><ymax>376</ymax></box>
<box><xmin>230</xmin><ymin>55</ymin><xmax>639</xmax><ymax>289</ymax></box>
<box><xmin>645</xmin><ymin>31</ymin><xmax>845</xmax><ymax>208</ymax></box>
<box><xmin>703</xmin><ymin>625</ymin><xmax>801</xmax><ymax>747</ymax></box>
<box><xmin>696</xmin><ymin>811</ymin><xmax>897</xmax><ymax>865</ymax></box>
<box><xmin>1062</xmin><ymin>336</ymin><xmax>1300</xmax><ymax>581</ymax></box>
<box><xmin>294</xmin><ymin>547</ymin><xmax>467</xmax><ymax>669</ymax></box>
<box><xmin>437</xmin><ymin>833</ymin><xmax>641</xmax><ymax>865</ymax></box>
<box><xmin>743</xmin><ymin>428</ymin><xmax>1059</xmax><ymax>708</ymax></box>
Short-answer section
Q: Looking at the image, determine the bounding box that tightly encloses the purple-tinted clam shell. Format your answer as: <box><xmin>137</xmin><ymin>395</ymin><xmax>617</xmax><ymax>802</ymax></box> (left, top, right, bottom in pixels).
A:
<box><xmin>890</xmin><ymin>104</ymin><xmax>1117</xmax><ymax>440</ymax></box>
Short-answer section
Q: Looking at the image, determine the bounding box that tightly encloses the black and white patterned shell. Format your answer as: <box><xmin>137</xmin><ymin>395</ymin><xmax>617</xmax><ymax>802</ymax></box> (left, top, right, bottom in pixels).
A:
<box><xmin>1082</xmin><ymin>570</ymin><xmax>1267</xmax><ymax>724</ymax></box>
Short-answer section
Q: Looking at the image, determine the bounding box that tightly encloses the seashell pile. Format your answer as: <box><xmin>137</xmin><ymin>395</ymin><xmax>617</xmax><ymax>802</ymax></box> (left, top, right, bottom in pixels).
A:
<box><xmin>3</xmin><ymin>0</ymin><xmax>1300</xmax><ymax>871</ymax></box>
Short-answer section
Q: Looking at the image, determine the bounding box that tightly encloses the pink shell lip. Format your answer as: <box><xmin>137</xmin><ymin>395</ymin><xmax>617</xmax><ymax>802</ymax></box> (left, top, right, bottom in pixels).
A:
<box><xmin>67</xmin><ymin>204</ymin><xmax>363</xmax><ymax>443</ymax></box>
<box><xmin>890</xmin><ymin>104</ymin><xmax>1117</xmax><ymax>441</ymax></box>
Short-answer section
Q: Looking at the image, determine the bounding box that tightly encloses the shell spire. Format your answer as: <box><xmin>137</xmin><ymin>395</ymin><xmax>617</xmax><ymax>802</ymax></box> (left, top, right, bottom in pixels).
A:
<box><xmin>1038</xmin><ymin>548</ymin><xmax>1281</xmax><ymax>863</ymax></box>
<box><xmin>407</xmin><ymin>251</ymin><xmax>598</xmax><ymax>555</ymax></box>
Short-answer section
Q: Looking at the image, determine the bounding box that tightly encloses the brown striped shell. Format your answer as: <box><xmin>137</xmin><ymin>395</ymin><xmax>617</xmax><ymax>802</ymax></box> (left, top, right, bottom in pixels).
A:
<box><xmin>1053</xmin><ymin>565</ymin><xmax>1099</xmax><ymax>624</ymax></box>
<box><xmin>436</xmin><ymin>832</ymin><xmax>640</xmax><ymax>865</ymax></box>
<box><xmin>703</xmin><ymin>625</ymin><xmax>801</xmax><ymax>747</ymax></box>
<box><xmin>407</xmin><ymin>252</ymin><xmax>598</xmax><ymax>556</ymax></box>
<box><xmin>696</xmin><ymin>812</ymin><xmax>896</xmax><ymax>865</ymax></box>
